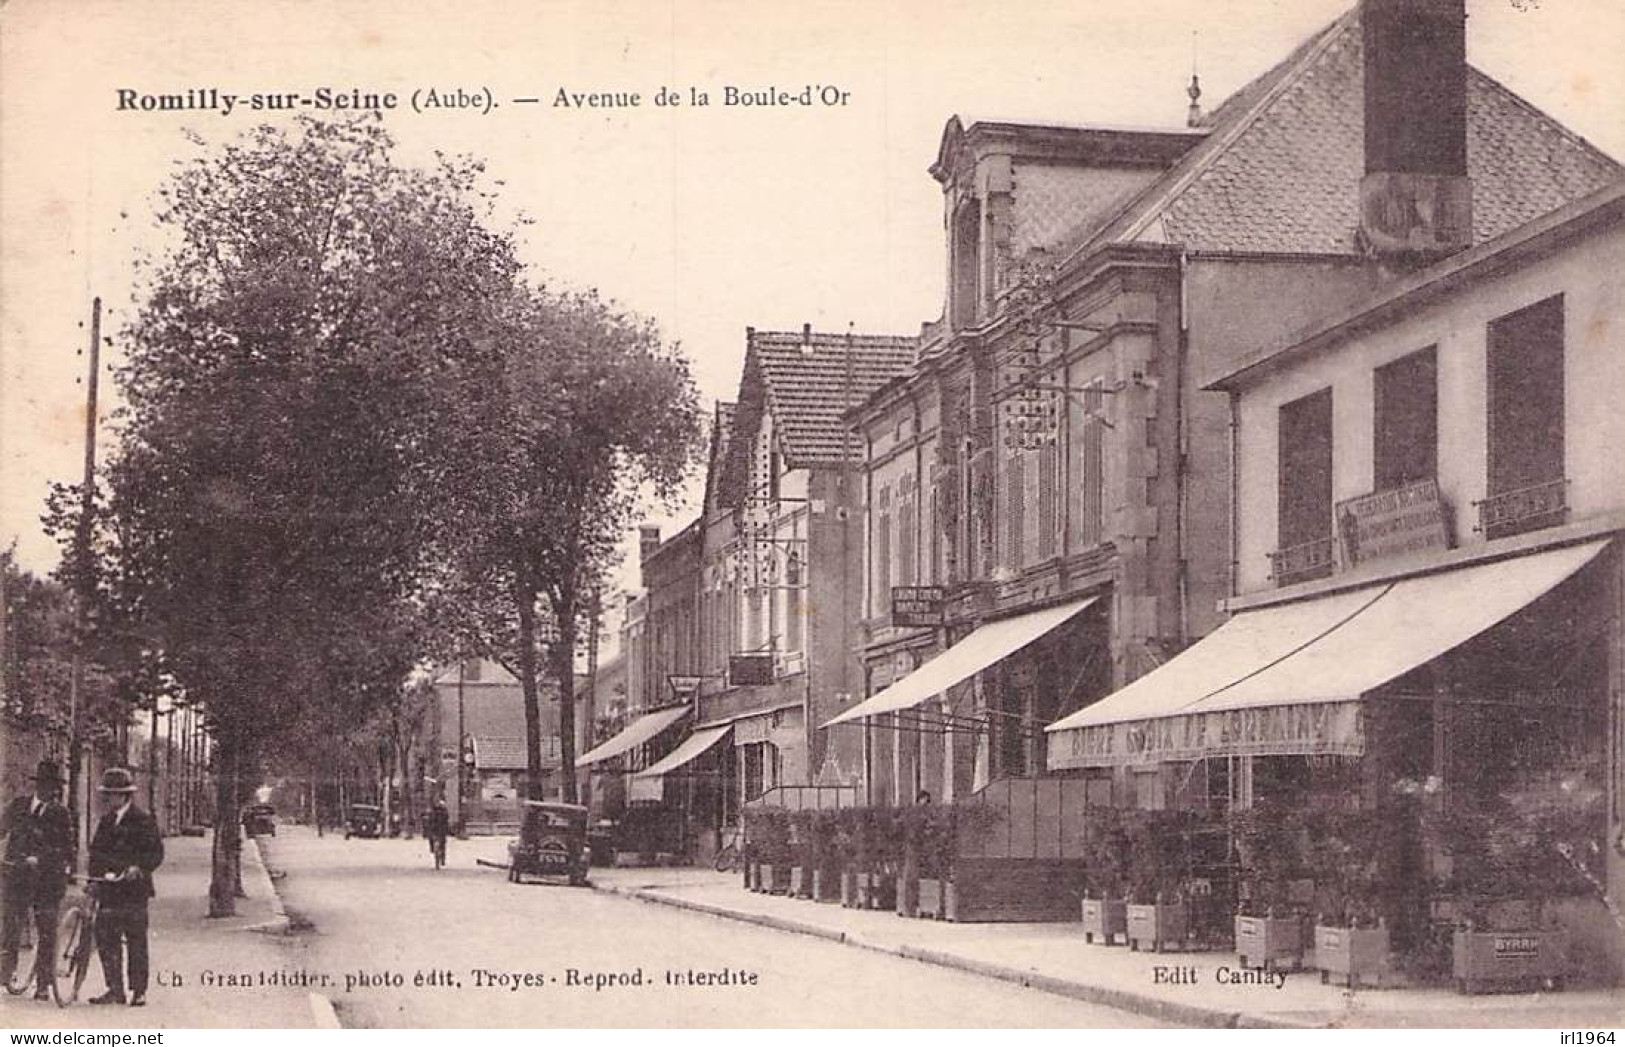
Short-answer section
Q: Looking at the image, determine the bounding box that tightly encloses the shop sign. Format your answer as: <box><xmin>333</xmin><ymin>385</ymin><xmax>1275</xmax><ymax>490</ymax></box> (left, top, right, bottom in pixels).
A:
<box><xmin>891</xmin><ymin>585</ymin><xmax>946</xmax><ymax>628</ymax></box>
<box><xmin>1336</xmin><ymin>479</ymin><xmax>1450</xmax><ymax>568</ymax></box>
<box><xmin>1492</xmin><ymin>935</ymin><xmax>1541</xmax><ymax>959</ymax></box>
<box><xmin>728</xmin><ymin>653</ymin><xmax>775</xmax><ymax>687</ymax></box>
<box><xmin>1058</xmin><ymin>702</ymin><xmax>1365</xmax><ymax>767</ymax></box>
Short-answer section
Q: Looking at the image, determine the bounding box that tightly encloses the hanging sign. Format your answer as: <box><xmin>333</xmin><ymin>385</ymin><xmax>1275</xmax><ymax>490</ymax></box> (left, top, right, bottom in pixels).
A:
<box><xmin>891</xmin><ymin>585</ymin><xmax>945</xmax><ymax>627</ymax></box>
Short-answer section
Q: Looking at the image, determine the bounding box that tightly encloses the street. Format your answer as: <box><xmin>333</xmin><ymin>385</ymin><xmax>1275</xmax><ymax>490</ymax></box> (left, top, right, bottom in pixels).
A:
<box><xmin>257</xmin><ymin>827</ymin><xmax>1166</xmax><ymax>1028</ymax></box>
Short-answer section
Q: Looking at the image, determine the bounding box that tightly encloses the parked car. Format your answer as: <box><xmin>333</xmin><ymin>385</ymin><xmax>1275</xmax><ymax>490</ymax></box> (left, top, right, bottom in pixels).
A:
<box><xmin>345</xmin><ymin>803</ymin><xmax>383</xmax><ymax>839</ymax></box>
<box><xmin>241</xmin><ymin>803</ymin><xmax>277</xmax><ymax>837</ymax></box>
<box><xmin>508</xmin><ymin>801</ymin><xmax>589</xmax><ymax>885</ymax></box>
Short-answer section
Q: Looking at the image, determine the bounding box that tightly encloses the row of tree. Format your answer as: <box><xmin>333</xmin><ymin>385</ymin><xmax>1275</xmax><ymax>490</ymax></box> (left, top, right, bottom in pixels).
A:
<box><xmin>47</xmin><ymin>116</ymin><xmax>702</xmax><ymax>914</ymax></box>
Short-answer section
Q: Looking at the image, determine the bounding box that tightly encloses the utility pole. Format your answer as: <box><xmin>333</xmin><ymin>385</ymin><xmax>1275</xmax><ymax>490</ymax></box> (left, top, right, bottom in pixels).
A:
<box><xmin>68</xmin><ymin>296</ymin><xmax>102</xmax><ymax>871</ymax></box>
<box><xmin>455</xmin><ymin>660</ymin><xmax>466</xmax><ymax>836</ymax></box>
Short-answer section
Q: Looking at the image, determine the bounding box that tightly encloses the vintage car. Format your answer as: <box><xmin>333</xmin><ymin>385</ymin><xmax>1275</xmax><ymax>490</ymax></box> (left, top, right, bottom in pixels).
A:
<box><xmin>344</xmin><ymin>803</ymin><xmax>383</xmax><ymax>839</ymax></box>
<box><xmin>241</xmin><ymin>803</ymin><xmax>277</xmax><ymax>837</ymax></box>
<box><xmin>507</xmin><ymin>801</ymin><xmax>589</xmax><ymax>885</ymax></box>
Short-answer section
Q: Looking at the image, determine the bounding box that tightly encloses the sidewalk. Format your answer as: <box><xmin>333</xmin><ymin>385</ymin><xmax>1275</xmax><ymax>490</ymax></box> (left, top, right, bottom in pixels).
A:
<box><xmin>509</xmin><ymin>842</ymin><xmax>1622</xmax><ymax>1030</ymax></box>
<box><xmin>2</xmin><ymin>832</ymin><xmax>316</xmax><ymax>1029</ymax></box>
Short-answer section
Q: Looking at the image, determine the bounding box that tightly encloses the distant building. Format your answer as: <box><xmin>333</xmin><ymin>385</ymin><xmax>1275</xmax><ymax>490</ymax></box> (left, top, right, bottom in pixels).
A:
<box><xmin>427</xmin><ymin>658</ymin><xmax>565</xmax><ymax>830</ymax></box>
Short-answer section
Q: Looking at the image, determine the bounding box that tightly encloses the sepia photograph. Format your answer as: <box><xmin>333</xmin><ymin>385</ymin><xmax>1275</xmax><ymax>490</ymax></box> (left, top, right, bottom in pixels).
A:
<box><xmin>2</xmin><ymin>0</ymin><xmax>1623</xmax><ymax>1034</ymax></box>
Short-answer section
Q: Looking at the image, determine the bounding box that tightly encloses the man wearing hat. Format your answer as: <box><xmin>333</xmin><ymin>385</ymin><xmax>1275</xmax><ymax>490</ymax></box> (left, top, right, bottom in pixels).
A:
<box><xmin>1</xmin><ymin>759</ymin><xmax>73</xmax><ymax>1000</ymax></box>
<box><xmin>87</xmin><ymin>767</ymin><xmax>163</xmax><ymax>1007</ymax></box>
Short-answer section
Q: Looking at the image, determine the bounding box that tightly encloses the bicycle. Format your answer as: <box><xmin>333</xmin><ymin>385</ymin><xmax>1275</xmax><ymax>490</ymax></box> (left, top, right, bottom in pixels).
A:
<box><xmin>53</xmin><ymin>871</ymin><xmax>133</xmax><ymax>1007</ymax></box>
<box><xmin>2</xmin><ymin>860</ymin><xmax>48</xmax><ymax>999</ymax></box>
<box><xmin>711</xmin><ymin>827</ymin><xmax>744</xmax><ymax>873</ymax></box>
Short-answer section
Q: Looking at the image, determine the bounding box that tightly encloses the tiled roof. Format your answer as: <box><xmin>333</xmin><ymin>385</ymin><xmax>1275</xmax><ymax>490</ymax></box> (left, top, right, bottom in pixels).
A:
<box><xmin>1059</xmin><ymin>7</ymin><xmax>1620</xmax><ymax>263</ymax></box>
<box><xmin>748</xmin><ymin>330</ymin><xmax>915</xmax><ymax>467</ymax></box>
<box><xmin>471</xmin><ymin>735</ymin><xmax>536</xmax><ymax>771</ymax></box>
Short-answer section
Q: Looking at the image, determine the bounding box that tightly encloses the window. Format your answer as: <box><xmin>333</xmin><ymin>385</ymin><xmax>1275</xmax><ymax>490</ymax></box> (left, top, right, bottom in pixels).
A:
<box><xmin>898</xmin><ymin>480</ymin><xmax>916</xmax><ymax>586</ymax></box>
<box><xmin>873</xmin><ymin>486</ymin><xmax>891</xmax><ymax>617</ymax></box>
<box><xmin>952</xmin><ymin>202</ymin><xmax>981</xmax><ymax>329</ymax></box>
<box><xmin>1373</xmin><ymin>347</ymin><xmax>1437</xmax><ymax>491</ymax></box>
<box><xmin>1079</xmin><ymin>384</ymin><xmax>1106</xmax><ymax>547</ymax></box>
<box><xmin>784</xmin><ymin>551</ymin><xmax>803</xmax><ymax>653</ymax></box>
<box><xmin>1275</xmin><ymin>388</ymin><xmax>1335</xmax><ymax>584</ymax></box>
<box><xmin>1003</xmin><ymin>451</ymin><xmax>1026</xmax><ymax>570</ymax></box>
<box><xmin>1037</xmin><ymin>442</ymin><xmax>1058</xmax><ymax>560</ymax></box>
<box><xmin>1484</xmin><ymin>295</ymin><xmax>1566</xmax><ymax>539</ymax></box>
<box><xmin>742</xmin><ymin>742</ymin><xmax>765</xmax><ymax>800</ymax></box>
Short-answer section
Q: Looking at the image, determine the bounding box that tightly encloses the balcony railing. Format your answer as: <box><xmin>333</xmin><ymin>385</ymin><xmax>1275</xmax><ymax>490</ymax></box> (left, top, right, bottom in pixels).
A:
<box><xmin>1268</xmin><ymin>536</ymin><xmax>1335</xmax><ymax>587</ymax></box>
<box><xmin>1474</xmin><ymin>478</ymin><xmax>1569</xmax><ymax>541</ymax></box>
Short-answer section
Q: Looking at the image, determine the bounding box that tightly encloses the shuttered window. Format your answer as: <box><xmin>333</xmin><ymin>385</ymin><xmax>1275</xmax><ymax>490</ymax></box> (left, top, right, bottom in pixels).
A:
<box><xmin>1037</xmin><ymin>443</ymin><xmax>1058</xmax><ymax>560</ymax></box>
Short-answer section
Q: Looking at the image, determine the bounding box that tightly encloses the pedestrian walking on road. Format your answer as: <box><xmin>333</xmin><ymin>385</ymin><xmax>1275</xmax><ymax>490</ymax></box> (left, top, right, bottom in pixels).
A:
<box><xmin>87</xmin><ymin>767</ymin><xmax>164</xmax><ymax>1008</ymax></box>
<box><xmin>0</xmin><ymin>759</ymin><xmax>73</xmax><ymax>1000</ymax></box>
<box><xmin>425</xmin><ymin>799</ymin><xmax>450</xmax><ymax>868</ymax></box>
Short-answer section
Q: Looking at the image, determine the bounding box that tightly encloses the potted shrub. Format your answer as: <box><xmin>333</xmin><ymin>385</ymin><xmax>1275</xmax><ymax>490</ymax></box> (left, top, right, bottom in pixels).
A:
<box><xmin>895</xmin><ymin>805</ymin><xmax>923</xmax><ymax>918</ymax></box>
<box><xmin>915</xmin><ymin>804</ymin><xmax>958</xmax><ymax>919</ymax></box>
<box><xmin>748</xmin><ymin>807</ymin><xmax>792</xmax><ymax>894</ymax></box>
<box><xmin>1125</xmin><ymin>810</ymin><xmax>1193</xmax><ymax>952</ymax></box>
<box><xmin>809</xmin><ymin>810</ymin><xmax>842</xmax><ymax>902</ymax></box>
<box><xmin>867</xmin><ymin>807</ymin><xmax>899</xmax><ymax>910</ymax></box>
<box><xmin>1308</xmin><ymin>808</ymin><xmax>1393</xmax><ymax>988</ymax></box>
<box><xmin>1232</xmin><ymin>800</ymin><xmax>1309</xmax><ymax>972</ymax></box>
<box><xmin>835</xmin><ymin>808</ymin><xmax>863</xmax><ymax>908</ymax></box>
<box><xmin>1080</xmin><ymin>808</ymin><xmax>1133</xmax><ymax>945</ymax></box>
<box><xmin>1437</xmin><ymin>793</ymin><xmax>1596</xmax><ymax>994</ymax></box>
<box><xmin>788</xmin><ymin>810</ymin><xmax>815</xmax><ymax>898</ymax></box>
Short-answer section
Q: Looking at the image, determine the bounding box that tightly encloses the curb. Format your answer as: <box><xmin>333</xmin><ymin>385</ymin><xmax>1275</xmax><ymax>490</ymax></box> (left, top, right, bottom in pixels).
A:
<box><xmin>592</xmin><ymin>881</ymin><xmax>1330</xmax><ymax>1030</ymax></box>
<box><xmin>245</xmin><ymin>835</ymin><xmax>292</xmax><ymax>935</ymax></box>
<box><xmin>308</xmin><ymin>992</ymin><xmax>343</xmax><ymax>1029</ymax></box>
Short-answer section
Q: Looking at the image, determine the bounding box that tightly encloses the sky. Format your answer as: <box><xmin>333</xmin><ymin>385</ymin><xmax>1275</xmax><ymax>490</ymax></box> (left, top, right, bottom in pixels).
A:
<box><xmin>3</xmin><ymin>0</ymin><xmax>1622</xmax><ymax>620</ymax></box>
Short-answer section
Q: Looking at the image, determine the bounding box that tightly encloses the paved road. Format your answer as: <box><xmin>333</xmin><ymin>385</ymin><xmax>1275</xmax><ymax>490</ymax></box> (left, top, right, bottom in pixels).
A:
<box><xmin>259</xmin><ymin>827</ymin><xmax>1167</xmax><ymax>1028</ymax></box>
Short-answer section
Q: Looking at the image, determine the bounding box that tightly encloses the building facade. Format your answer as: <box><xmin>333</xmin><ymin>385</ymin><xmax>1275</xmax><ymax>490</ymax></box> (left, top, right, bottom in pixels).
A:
<box><xmin>839</xmin><ymin>0</ymin><xmax>1619</xmax><ymax>823</ymax></box>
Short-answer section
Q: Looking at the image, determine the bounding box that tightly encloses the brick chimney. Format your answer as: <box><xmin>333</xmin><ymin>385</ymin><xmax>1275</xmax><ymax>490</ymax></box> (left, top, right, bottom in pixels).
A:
<box><xmin>1360</xmin><ymin>0</ymin><xmax>1473</xmax><ymax>259</ymax></box>
<box><xmin>638</xmin><ymin>525</ymin><xmax>661</xmax><ymax>565</ymax></box>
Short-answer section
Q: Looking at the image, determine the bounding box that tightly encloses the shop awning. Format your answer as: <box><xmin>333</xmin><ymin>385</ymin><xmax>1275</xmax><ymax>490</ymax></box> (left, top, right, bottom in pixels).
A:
<box><xmin>823</xmin><ymin>597</ymin><xmax>1098</xmax><ymax>727</ymax></box>
<box><xmin>634</xmin><ymin>725</ymin><xmax>732</xmax><ymax>778</ymax></box>
<box><xmin>1047</xmin><ymin>539</ymin><xmax>1607</xmax><ymax>768</ymax></box>
<box><xmin>577</xmin><ymin>706</ymin><xmax>689</xmax><ymax>767</ymax></box>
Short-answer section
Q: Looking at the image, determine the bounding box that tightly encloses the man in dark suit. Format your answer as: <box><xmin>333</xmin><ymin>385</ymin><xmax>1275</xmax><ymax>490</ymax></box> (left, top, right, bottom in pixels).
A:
<box><xmin>87</xmin><ymin>767</ymin><xmax>163</xmax><ymax>1008</ymax></box>
<box><xmin>1</xmin><ymin>759</ymin><xmax>73</xmax><ymax>1000</ymax></box>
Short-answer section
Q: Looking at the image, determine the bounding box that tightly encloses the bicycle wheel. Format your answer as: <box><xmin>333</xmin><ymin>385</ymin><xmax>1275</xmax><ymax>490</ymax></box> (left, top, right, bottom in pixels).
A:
<box><xmin>53</xmin><ymin>906</ymin><xmax>92</xmax><ymax>1007</ymax></box>
<box><xmin>711</xmin><ymin>843</ymin><xmax>738</xmax><ymax>874</ymax></box>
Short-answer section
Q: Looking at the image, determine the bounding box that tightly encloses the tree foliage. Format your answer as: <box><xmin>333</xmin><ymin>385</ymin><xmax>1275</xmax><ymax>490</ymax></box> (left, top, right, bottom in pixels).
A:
<box><xmin>54</xmin><ymin>116</ymin><xmax>523</xmax><ymax>913</ymax></box>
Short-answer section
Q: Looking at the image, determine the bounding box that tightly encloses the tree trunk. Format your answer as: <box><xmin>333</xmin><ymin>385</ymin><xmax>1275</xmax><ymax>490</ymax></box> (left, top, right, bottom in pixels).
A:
<box><xmin>552</xmin><ymin>581</ymin><xmax>579</xmax><ymax>805</ymax></box>
<box><xmin>514</xmin><ymin>568</ymin><xmax>546</xmax><ymax>801</ymax></box>
<box><xmin>208</xmin><ymin>734</ymin><xmax>237</xmax><ymax>918</ymax></box>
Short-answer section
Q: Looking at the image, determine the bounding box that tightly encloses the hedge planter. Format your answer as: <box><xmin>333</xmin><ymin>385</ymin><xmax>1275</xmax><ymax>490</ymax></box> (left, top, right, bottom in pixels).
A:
<box><xmin>1127</xmin><ymin>901</ymin><xmax>1189</xmax><ymax>953</ymax></box>
<box><xmin>917</xmin><ymin>877</ymin><xmax>945</xmax><ymax>920</ymax></box>
<box><xmin>743</xmin><ymin>863</ymin><xmax>757</xmax><ymax>891</ymax></box>
<box><xmin>764</xmin><ymin>864</ymin><xmax>792</xmax><ymax>895</ymax></box>
<box><xmin>841</xmin><ymin>870</ymin><xmax>862</xmax><ymax>908</ymax></box>
<box><xmin>1315</xmin><ymin>923</ymin><xmax>1391</xmax><ymax>988</ymax></box>
<box><xmin>1235</xmin><ymin>914</ymin><xmax>1305</xmax><ymax>972</ymax></box>
<box><xmin>812</xmin><ymin>868</ymin><xmax>840</xmax><ymax>903</ymax></box>
<box><xmin>1452</xmin><ymin>928</ymin><xmax>1568</xmax><ymax>994</ymax></box>
<box><xmin>896</xmin><ymin>871</ymin><xmax>920</xmax><ymax>918</ymax></box>
<box><xmin>751</xmin><ymin>863</ymin><xmax>773</xmax><ymax>892</ymax></box>
<box><xmin>867</xmin><ymin>873</ymin><xmax>897</xmax><ymax>911</ymax></box>
<box><xmin>1082</xmin><ymin>898</ymin><xmax>1128</xmax><ymax>945</ymax></box>
<box><xmin>789</xmin><ymin>866</ymin><xmax>812</xmax><ymax>899</ymax></box>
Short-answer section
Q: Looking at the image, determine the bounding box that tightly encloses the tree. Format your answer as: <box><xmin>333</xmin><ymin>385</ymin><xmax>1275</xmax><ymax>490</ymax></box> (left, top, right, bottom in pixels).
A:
<box><xmin>56</xmin><ymin>116</ymin><xmax>525</xmax><ymax>914</ymax></box>
<box><xmin>451</xmin><ymin>288</ymin><xmax>701</xmax><ymax>802</ymax></box>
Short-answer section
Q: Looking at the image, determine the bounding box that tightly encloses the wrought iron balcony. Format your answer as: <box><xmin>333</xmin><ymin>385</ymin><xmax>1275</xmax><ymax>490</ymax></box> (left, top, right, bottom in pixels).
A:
<box><xmin>1269</xmin><ymin>536</ymin><xmax>1335</xmax><ymax>587</ymax></box>
<box><xmin>1473</xmin><ymin>478</ymin><xmax>1568</xmax><ymax>541</ymax></box>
